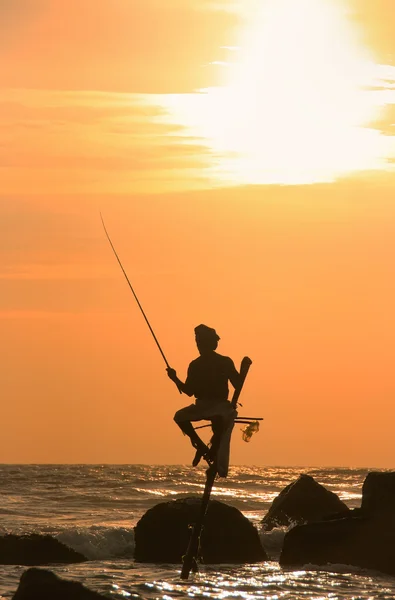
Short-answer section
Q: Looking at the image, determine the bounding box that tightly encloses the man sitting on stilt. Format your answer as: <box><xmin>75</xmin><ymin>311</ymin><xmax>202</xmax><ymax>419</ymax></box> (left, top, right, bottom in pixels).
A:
<box><xmin>167</xmin><ymin>324</ymin><xmax>249</xmax><ymax>477</ymax></box>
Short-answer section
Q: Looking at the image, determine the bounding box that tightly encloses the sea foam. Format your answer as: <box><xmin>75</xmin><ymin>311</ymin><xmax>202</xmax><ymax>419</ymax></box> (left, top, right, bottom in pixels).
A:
<box><xmin>57</xmin><ymin>526</ymin><xmax>135</xmax><ymax>560</ymax></box>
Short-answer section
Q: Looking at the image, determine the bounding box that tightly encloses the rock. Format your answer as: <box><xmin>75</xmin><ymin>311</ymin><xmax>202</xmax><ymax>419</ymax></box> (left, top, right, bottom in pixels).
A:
<box><xmin>279</xmin><ymin>512</ymin><xmax>395</xmax><ymax>576</ymax></box>
<box><xmin>262</xmin><ymin>474</ymin><xmax>349</xmax><ymax>531</ymax></box>
<box><xmin>134</xmin><ymin>497</ymin><xmax>267</xmax><ymax>564</ymax></box>
<box><xmin>361</xmin><ymin>471</ymin><xmax>395</xmax><ymax>518</ymax></box>
<box><xmin>12</xmin><ymin>568</ymin><xmax>107</xmax><ymax>599</ymax></box>
<box><xmin>0</xmin><ymin>534</ymin><xmax>87</xmax><ymax>565</ymax></box>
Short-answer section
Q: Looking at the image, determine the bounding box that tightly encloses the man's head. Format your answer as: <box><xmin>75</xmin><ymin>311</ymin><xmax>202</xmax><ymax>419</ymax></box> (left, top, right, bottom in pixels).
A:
<box><xmin>194</xmin><ymin>324</ymin><xmax>220</xmax><ymax>354</ymax></box>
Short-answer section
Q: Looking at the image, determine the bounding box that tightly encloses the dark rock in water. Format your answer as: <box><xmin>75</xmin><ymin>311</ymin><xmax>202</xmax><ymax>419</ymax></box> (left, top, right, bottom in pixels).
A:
<box><xmin>12</xmin><ymin>568</ymin><xmax>107</xmax><ymax>599</ymax></box>
<box><xmin>134</xmin><ymin>497</ymin><xmax>267</xmax><ymax>564</ymax></box>
<box><xmin>262</xmin><ymin>474</ymin><xmax>349</xmax><ymax>531</ymax></box>
<box><xmin>0</xmin><ymin>534</ymin><xmax>87</xmax><ymax>565</ymax></box>
<box><xmin>279</xmin><ymin>512</ymin><xmax>395</xmax><ymax>577</ymax></box>
<box><xmin>361</xmin><ymin>471</ymin><xmax>395</xmax><ymax>518</ymax></box>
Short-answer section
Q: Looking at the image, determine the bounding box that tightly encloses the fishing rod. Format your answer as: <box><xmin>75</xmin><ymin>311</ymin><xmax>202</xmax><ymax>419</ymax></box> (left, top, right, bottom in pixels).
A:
<box><xmin>100</xmin><ymin>213</ymin><xmax>180</xmax><ymax>390</ymax></box>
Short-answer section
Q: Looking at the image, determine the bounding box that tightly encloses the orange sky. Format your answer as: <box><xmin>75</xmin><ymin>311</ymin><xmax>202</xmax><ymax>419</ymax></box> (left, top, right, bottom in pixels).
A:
<box><xmin>1</xmin><ymin>0</ymin><xmax>395</xmax><ymax>467</ymax></box>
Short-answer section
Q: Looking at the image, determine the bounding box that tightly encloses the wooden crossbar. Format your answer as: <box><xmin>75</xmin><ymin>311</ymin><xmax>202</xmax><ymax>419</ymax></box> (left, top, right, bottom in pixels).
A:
<box><xmin>194</xmin><ymin>417</ymin><xmax>263</xmax><ymax>430</ymax></box>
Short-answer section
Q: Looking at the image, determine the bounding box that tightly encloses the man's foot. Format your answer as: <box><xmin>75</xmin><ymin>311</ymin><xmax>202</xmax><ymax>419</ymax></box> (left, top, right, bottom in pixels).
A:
<box><xmin>192</xmin><ymin>448</ymin><xmax>203</xmax><ymax>467</ymax></box>
<box><xmin>192</xmin><ymin>443</ymin><xmax>212</xmax><ymax>467</ymax></box>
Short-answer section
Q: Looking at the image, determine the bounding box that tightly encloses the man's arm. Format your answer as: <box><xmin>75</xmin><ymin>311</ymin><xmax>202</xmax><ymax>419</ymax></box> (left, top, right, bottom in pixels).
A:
<box><xmin>228</xmin><ymin>356</ymin><xmax>252</xmax><ymax>389</ymax></box>
<box><xmin>227</xmin><ymin>358</ymin><xmax>242</xmax><ymax>390</ymax></box>
<box><xmin>166</xmin><ymin>367</ymin><xmax>194</xmax><ymax>396</ymax></box>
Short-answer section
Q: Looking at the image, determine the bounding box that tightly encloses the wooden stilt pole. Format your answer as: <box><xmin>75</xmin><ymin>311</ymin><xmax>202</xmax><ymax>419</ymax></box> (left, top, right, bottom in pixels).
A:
<box><xmin>180</xmin><ymin>357</ymin><xmax>252</xmax><ymax>580</ymax></box>
<box><xmin>180</xmin><ymin>464</ymin><xmax>216</xmax><ymax>579</ymax></box>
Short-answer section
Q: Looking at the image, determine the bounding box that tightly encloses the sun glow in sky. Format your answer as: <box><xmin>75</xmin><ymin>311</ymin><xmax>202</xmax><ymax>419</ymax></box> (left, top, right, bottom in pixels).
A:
<box><xmin>2</xmin><ymin>0</ymin><xmax>395</xmax><ymax>466</ymax></box>
<box><xmin>160</xmin><ymin>0</ymin><xmax>395</xmax><ymax>184</ymax></box>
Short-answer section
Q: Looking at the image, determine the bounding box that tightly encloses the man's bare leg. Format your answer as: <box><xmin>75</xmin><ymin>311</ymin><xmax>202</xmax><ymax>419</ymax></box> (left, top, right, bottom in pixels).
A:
<box><xmin>176</xmin><ymin>420</ymin><xmax>212</xmax><ymax>466</ymax></box>
<box><xmin>209</xmin><ymin>417</ymin><xmax>224</xmax><ymax>459</ymax></box>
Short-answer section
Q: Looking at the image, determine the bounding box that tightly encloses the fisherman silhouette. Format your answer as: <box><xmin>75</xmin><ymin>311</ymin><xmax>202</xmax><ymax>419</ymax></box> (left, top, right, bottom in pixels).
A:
<box><xmin>167</xmin><ymin>324</ymin><xmax>251</xmax><ymax>477</ymax></box>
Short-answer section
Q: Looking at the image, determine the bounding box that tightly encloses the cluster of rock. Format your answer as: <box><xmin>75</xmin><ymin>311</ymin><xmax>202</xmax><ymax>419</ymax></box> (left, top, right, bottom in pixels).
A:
<box><xmin>0</xmin><ymin>535</ymin><xmax>96</xmax><ymax>598</ymax></box>
<box><xmin>261</xmin><ymin>473</ymin><xmax>349</xmax><ymax>530</ymax></box>
<box><xmin>0</xmin><ymin>533</ymin><xmax>86</xmax><ymax>566</ymax></box>
<box><xmin>12</xmin><ymin>568</ymin><xmax>107</xmax><ymax>599</ymax></box>
<box><xmin>134</xmin><ymin>471</ymin><xmax>395</xmax><ymax>577</ymax></box>
<box><xmin>279</xmin><ymin>472</ymin><xmax>395</xmax><ymax>577</ymax></box>
<box><xmin>135</xmin><ymin>496</ymin><xmax>267</xmax><ymax>564</ymax></box>
<box><xmin>4</xmin><ymin>471</ymin><xmax>395</xmax><ymax>596</ymax></box>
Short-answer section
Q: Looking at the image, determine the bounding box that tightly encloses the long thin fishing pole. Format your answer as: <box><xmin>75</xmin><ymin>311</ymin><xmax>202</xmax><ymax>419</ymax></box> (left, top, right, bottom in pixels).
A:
<box><xmin>100</xmin><ymin>212</ymin><xmax>171</xmax><ymax>370</ymax></box>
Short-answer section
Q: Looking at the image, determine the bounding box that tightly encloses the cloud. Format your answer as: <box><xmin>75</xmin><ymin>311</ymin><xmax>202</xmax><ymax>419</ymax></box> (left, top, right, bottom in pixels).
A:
<box><xmin>0</xmin><ymin>89</ymin><xmax>216</xmax><ymax>194</ymax></box>
<box><xmin>0</xmin><ymin>0</ymin><xmax>238</xmax><ymax>93</ymax></box>
<box><xmin>349</xmin><ymin>0</ymin><xmax>395</xmax><ymax>61</ymax></box>
<box><xmin>370</xmin><ymin>103</ymin><xmax>395</xmax><ymax>136</ymax></box>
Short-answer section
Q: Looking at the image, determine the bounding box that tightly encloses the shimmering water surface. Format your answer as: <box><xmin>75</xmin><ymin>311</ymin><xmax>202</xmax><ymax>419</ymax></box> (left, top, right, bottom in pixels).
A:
<box><xmin>0</xmin><ymin>465</ymin><xmax>394</xmax><ymax>598</ymax></box>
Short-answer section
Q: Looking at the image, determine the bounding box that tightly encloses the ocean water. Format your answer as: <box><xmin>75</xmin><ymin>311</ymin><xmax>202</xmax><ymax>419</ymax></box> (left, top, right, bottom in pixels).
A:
<box><xmin>0</xmin><ymin>464</ymin><xmax>394</xmax><ymax>599</ymax></box>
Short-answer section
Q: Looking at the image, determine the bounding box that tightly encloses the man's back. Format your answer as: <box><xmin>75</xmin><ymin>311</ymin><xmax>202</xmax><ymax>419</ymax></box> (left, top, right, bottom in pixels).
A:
<box><xmin>184</xmin><ymin>352</ymin><xmax>239</xmax><ymax>404</ymax></box>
